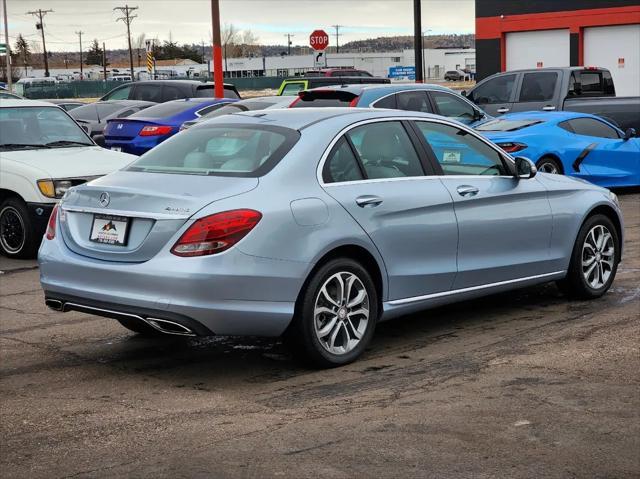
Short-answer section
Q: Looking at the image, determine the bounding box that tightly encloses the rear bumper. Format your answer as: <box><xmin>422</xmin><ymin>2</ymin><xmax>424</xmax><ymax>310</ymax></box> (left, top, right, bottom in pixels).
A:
<box><xmin>39</xmin><ymin>235</ymin><xmax>311</xmax><ymax>337</ymax></box>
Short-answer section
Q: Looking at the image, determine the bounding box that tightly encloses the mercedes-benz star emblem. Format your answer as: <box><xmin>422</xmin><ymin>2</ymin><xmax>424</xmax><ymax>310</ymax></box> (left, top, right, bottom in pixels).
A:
<box><xmin>99</xmin><ymin>192</ymin><xmax>110</xmax><ymax>207</ymax></box>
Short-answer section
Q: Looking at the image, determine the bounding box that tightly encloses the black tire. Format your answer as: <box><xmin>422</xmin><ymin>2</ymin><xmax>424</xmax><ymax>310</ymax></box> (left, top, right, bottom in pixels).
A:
<box><xmin>0</xmin><ymin>197</ymin><xmax>39</xmax><ymax>259</ymax></box>
<box><xmin>286</xmin><ymin>258</ymin><xmax>379</xmax><ymax>368</ymax></box>
<box><xmin>559</xmin><ymin>214</ymin><xmax>620</xmax><ymax>299</ymax></box>
<box><xmin>116</xmin><ymin>317</ymin><xmax>160</xmax><ymax>336</ymax></box>
<box><xmin>536</xmin><ymin>156</ymin><xmax>564</xmax><ymax>175</ymax></box>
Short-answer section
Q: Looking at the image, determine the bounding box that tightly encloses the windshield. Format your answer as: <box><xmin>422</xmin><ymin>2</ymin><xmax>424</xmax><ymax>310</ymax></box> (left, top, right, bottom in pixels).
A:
<box><xmin>475</xmin><ymin>119</ymin><xmax>544</xmax><ymax>132</ymax></box>
<box><xmin>0</xmin><ymin>106</ymin><xmax>93</xmax><ymax>150</ymax></box>
<box><xmin>127</xmin><ymin>124</ymin><xmax>299</xmax><ymax>177</ymax></box>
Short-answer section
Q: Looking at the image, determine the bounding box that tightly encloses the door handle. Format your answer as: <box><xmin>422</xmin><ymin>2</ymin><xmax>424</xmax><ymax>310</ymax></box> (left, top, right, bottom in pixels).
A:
<box><xmin>355</xmin><ymin>195</ymin><xmax>383</xmax><ymax>208</ymax></box>
<box><xmin>497</xmin><ymin>107</ymin><xmax>510</xmax><ymax>114</ymax></box>
<box><xmin>542</xmin><ymin>105</ymin><xmax>556</xmax><ymax>111</ymax></box>
<box><xmin>456</xmin><ymin>185</ymin><xmax>479</xmax><ymax>197</ymax></box>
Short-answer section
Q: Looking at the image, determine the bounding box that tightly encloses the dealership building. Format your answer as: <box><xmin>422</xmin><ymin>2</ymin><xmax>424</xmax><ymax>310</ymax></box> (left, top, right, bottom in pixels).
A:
<box><xmin>475</xmin><ymin>0</ymin><xmax>640</xmax><ymax>95</ymax></box>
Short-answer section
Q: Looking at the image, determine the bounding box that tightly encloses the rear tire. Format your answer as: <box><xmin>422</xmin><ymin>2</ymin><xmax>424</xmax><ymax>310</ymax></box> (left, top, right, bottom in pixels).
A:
<box><xmin>559</xmin><ymin>214</ymin><xmax>620</xmax><ymax>299</ymax></box>
<box><xmin>286</xmin><ymin>258</ymin><xmax>378</xmax><ymax>368</ymax></box>
<box><xmin>116</xmin><ymin>317</ymin><xmax>160</xmax><ymax>336</ymax></box>
<box><xmin>536</xmin><ymin>156</ymin><xmax>563</xmax><ymax>175</ymax></box>
<box><xmin>0</xmin><ymin>197</ymin><xmax>39</xmax><ymax>259</ymax></box>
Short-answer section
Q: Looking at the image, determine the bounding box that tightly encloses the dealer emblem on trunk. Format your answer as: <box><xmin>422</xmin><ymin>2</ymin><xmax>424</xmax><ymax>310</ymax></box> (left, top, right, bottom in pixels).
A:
<box><xmin>99</xmin><ymin>192</ymin><xmax>110</xmax><ymax>207</ymax></box>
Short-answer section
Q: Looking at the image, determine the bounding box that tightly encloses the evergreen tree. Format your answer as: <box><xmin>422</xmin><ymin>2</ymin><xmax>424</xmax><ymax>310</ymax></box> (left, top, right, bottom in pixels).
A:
<box><xmin>85</xmin><ymin>39</ymin><xmax>104</xmax><ymax>66</ymax></box>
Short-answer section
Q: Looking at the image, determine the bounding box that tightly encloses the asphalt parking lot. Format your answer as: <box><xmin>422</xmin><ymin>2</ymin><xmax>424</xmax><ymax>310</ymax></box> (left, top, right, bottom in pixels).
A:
<box><xmin>1</xmin><ymin>192</ymin><xmax>638</xmax><ymax>479</ymax></box>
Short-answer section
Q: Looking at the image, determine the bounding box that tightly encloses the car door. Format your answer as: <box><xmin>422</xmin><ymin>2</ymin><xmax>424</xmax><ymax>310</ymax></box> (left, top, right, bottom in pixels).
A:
<box><xmin>428</xmin><ymin>90</ymin><xmax>484</xmax><ymax>126</ymax></box>
<box><xmin>561</xmin><ymin>117</ymin><xmax>640</xmax><ymax>187</ymax></box>
<box><xmin>412</xmin><ymin>119</ymin><xmax>554</xmax><ymax>289</ymax></box>
<box><xmin>466</xmin><ymin>73</ymin><xmax>518</xmax><ymax>116</ymax></box>
<box><xmin>510</xmin><ymin>70</ymin><xmax>561</xmax><ymax>113</ymax></box>
<box><xmin>320</xmin><ymin>119</ymin><xmax>459</xmax><ymax>300</ymax></box>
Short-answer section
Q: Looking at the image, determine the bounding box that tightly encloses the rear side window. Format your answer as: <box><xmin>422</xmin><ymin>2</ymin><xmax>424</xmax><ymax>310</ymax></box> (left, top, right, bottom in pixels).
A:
<box><xmin>565</xmin><ymin>118</ymin><xmax>619</xmax><ymax>139</ymax></box>
<box><xmin>468</xmin><ymin>74</ymin><xmax>516</xmax><ymax>104</ymax></box>
<box><xmin>127</xmin><ymin>125</ymin><xmax>299</xmax><ymax>177</ymax></box>
<box><xmin>396</xmin><ymin>91</ymin><xmax>432</xmax><ymax>113</ymax></box>
<box><xmin>519</xmin><ymin>72</ymin><xmax>557</xmax><ymax>102</ymax></box>
<box><xmin>430</xmin><ymin>91</ymin><xmax>476</xmax><ymax>124</ymax></box>
<box><xmin>323</xmin><ymin>137</ymin><xmax>364</xmax><ymax>183</ymax></box>
<box><xmin>132</xmin><ymin>84</ymin><xmax>163</xmax><ymax>102</ymax></box>
<box><xmin>346</xmin><ymin>121</ymin><xmax>424</xmax><ymax>179</ymax></box>
<box><xmin>577</xmin><ymin>71</ymin><xmax>616</xmax><ymax>97</ymax></box>
<box><xmin>280</xmin><ymin>82</ymin><xmax>306</xmax><ymax>96</ymax></box>
<box><xmin>372</xmin><ymin>94</ymin><xmax>396</xmax><ymax>109</ymax></box>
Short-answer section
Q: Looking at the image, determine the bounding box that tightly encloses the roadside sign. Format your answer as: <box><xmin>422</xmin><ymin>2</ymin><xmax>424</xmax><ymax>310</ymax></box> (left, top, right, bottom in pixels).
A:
<box><xmin>618</xmin><ymin>57</ymin><xmax>625</xmax><ymax>68</ymax></box>
<box><xmin>536</xmin><ymin>61</ymin><xmax>543</xmax><ymax>68</ymax></box>
<box><xmin>389</xmin><ymin>66</ymin><xmax>415</xmax><ymax>80</ymax></box>
<box><xmin>309</xmin><ymin>30</ymin><xmax>329</xmax><ymax>51</ymax></box>
<box><xmin>0</xmin><ymin>43</ymin><xmax>7</xmax><ymax>54</ymax></box>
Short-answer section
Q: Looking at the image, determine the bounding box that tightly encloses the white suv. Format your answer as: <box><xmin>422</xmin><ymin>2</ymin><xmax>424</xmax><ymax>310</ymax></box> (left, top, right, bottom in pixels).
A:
<box><xmin>0</xmin><ymin>99</ymin><xmax>135</xmax><ymax>258</ymax></box>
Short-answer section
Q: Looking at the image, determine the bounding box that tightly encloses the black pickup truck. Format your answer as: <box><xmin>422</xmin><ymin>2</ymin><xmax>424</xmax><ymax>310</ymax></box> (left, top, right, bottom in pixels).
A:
<box><xmin>464</xmin><ymin>67</ymin><xmax>639</xmax><ymax>133</ymax></box>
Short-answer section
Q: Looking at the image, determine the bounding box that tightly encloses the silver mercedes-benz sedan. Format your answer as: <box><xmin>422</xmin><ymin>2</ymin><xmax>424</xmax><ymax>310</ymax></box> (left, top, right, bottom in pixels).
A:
<box><xmin>39</xmin><ymin>108</ymin><xmax>623</xmax><ymax>367</ymax></box>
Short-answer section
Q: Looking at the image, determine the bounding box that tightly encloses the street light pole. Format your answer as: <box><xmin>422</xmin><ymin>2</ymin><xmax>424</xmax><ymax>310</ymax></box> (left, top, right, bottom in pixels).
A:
<box><xmin>2</xmin><ymin>0</ymin><xmax>11</xmax><ymax>91</ymax></box>
<box><xmin>413</xmin><ymin>0</ymin><xmax>423</xmax><ymax>83</ymax></box>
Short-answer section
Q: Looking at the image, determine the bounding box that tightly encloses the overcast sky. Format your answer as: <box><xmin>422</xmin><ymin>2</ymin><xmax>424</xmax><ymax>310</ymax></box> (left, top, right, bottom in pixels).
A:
<box><xmin>5</xmin><ymin>0</ymin><xmax>475</xmax><ymax>52</ymax></box>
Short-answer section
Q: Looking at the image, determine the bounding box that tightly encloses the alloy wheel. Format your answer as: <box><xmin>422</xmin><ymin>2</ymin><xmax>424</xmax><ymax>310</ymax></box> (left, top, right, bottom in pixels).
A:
<box><xmin>582</xmin><ymin>224</ymin><xmax>615</xmax><ymax>289</ymax></box>
<box><xmin>313</xmin><ymin>271</ymin><xmax>370</xmax><ymax>355</ymax></box>
<box><xmin>538</xmin><ymin>161</ymin><xmax>559</xmax><ymax>174</ymax></box>
<box><xmin>0</xmin><ymin>206</ymin><xmax>26</xmax><ymax>254</ymax></box>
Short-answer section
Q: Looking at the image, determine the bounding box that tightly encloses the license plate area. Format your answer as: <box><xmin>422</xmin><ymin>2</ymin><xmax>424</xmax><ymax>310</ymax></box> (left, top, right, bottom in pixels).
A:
<box><xmin>90</xmin><ymin>214</ymin><xmax>130</xmax><ymax>246</ymax></box>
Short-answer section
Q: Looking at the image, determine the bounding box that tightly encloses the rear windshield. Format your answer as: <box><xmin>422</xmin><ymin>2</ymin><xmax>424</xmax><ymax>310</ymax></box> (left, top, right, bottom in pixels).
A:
<box><xmin>71</xmin><ymin>103</ymin><xmax>126</xmax><ymax>121</ymax></box>
<box><xmin>129</xmin><ymin>101</ymin><xmax>203</xmax><ymax>119</ymax></box>
<box><xmin>475</xmin><ymin>119</ymin><xmax>543</xmax><ymax>132</ymax></box>
<box><xmin>291</xmin><ymin>94</ymin><xmax>354</xmax><ymax>108</ymax></box>
<box><xmin>126</xmin><ymin>124</ymin><xmax>299</xmax><ymax>177</ymax></box>
<box><xmin>195</xmin><ymin>85</ymin><xmax>240</xmax><ymax>99</ymax></box>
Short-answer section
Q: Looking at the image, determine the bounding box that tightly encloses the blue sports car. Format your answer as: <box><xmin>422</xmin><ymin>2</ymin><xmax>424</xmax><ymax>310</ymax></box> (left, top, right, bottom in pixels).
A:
<box><xmin>476</xmin><ymin>111</ymin><xmax>639</xmax><ymax>188</ymax></box>
<box><xmin>104</xmin><ymin>97</ymin><xmax>236</xmax><ymax>155</ymax></box>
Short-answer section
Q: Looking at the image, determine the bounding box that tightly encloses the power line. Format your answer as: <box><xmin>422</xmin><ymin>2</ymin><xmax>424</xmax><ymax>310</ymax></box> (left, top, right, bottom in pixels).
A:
<box><xmin>75</xmin><ymin>30</ymin><xmax>83</xmax><ymax>79</ymax></box>
<box><xmin>26</xmin><ymin>8</ymin><xmax>54</xmax><ymax>77</ymax></box>
<box><xmin>114</xmin><ymin>4</ymin><xmax>138</xmax><ymax>79</ymax></box>
<box><xmin>332</xmin><ymin>25</ymin><xmax>342</xmax><ymax>54</ymax></box>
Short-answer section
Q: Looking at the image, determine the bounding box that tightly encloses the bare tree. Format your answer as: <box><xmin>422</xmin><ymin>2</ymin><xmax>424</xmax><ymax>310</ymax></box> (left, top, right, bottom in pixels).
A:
<box><xmin>134</xmin><ymin>33</ymin><xmax>147</xmax><ymax>67</ymax></box>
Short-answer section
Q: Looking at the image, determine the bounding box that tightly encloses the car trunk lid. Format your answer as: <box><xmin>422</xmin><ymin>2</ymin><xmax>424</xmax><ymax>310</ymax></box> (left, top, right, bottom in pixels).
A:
<box><xmin>58</xmin><ymin>170</ymin><xmax>258</xmax><ymax>262</ymax></box>
<box><xmin>105</xmin><ymin>119</ymin><xmax>159</xmax><ymax>140</ymax></box>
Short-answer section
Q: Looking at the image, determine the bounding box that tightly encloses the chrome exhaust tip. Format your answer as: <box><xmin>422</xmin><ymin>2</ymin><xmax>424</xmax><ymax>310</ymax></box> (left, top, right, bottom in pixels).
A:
<box><xmin>45</xmin><ymin>299</ymin><xmax>64</xmax><ymax>312</ymax></box>
<box><xmin>145</xmin><ymin>318</ymin><xmax>195</xmax><ymax>336</ymax></box>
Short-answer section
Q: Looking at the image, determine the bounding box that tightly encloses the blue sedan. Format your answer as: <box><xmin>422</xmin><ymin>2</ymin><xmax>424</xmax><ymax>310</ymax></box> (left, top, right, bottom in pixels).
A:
<box><xmin>476</xmin><ymin>111</ymin><xmax>639</xmax><ymax>188</ymax></box>
<box><xmin>104</xmin><ymin>98</ymin><xmax>236</xmax><ymax>155</ymax></box>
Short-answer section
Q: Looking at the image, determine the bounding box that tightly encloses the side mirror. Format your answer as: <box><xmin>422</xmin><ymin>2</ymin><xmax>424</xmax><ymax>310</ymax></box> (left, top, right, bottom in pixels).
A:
<box><xmin>461</xmin><ymin>90</ymin><xmax>467</xmax><ymax>97</ymax></box>
<box><xmin>514</xmin><ymin>156</ymin><xmax>537</xmax><ymax>179</ymax></box>
<box><xmin>92</xmin><ymin>134</ymin><xmax>106</xmax><ymax>148</ymax></box>
<box><xmin>624</xmin><ymin>128</ymin><xmax>636</xmax><ymax>140</ymax></box>
<box><xmin>473</xmin><ymin>109</ymin><xmax>484</xmax><ymax>121</ymax></box>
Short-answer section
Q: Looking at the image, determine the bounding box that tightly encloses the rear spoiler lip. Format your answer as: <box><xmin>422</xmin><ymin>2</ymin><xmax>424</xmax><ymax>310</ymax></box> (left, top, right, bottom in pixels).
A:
<box><xmin>298</xmin><ymin>89</ymin><xmax>360</xmax><ymax>101</ymax></box>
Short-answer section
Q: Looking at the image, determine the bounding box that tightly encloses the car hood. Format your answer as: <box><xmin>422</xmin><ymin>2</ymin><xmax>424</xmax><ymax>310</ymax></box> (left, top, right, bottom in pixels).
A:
<box><xmin>1</xmin><ymin>146</ymin><xmax>136</xmax><ymax>178</ymax></box>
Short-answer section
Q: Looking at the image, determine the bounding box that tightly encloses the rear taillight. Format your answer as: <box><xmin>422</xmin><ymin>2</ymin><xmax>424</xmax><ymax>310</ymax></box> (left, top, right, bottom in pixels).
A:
<box><xmin>497</xmin><ymin>142</ymin><xmax>527</xmax><ymax>153</ymax></box>
<box><xmin>140</xmin><ymin>125</ymin><xmax>173</xmax><ymax>136</ymax></box>
<box><xmin>348</xmin><ymin>96</ymin><xmax>360</xmax><ymax>107</ymax></box>
<box><xmin>171</xmin><ymin>209</ymin><xmax>262</xmax><ymax>257</ymax></box>
<box><xmin>45</xmin><ymin>204</ymin><xmax>59</xmax><ymax>240</ymax></box>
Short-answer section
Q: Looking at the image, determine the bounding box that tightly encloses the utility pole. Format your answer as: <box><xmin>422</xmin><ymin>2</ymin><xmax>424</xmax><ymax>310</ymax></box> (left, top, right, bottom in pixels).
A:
<box><xmin>2</xmin><ymin>0</ymin><xmax>11</xmax><ymax>91</ymax></box>
<box><xmin>27</xmin><ymin>8</ymin><xmax>53</xmax><ymax>77</ymax></box>
<box><xmin>102</xmin><ymin>42</ymin><xmax>107</xmax><ymax>80</ymax></box>
<box><xmin>284</xmin><ymin>33</ymin><xmax>294</xmax><ymax>55</ymax></box>
<box><xmin>201</xmin><ymin>41</ymin><xmax>205</xmax><ymax>64</ymax></box>
<box><xmin>75</xmin><ymin>30</ymin><xmax>83</xmax><ymax>79</ymax></box>
<box><xmin>210</xmin><ymin>0</ymin><xmax>223</xmax><ymax>98</ymax></box>
<box><xmin>413</xmin><ymin>0</ymin><xmax>423</xmax><ymax>83</ymax></box>
<box><xmin>114</xmin><ymin>5</ymin><xmax>138</xmax><ymax>80</ymax></box>
<box><xmin>332</xmin><ymin>25</ymin><xmax>341</xmax><ymax>54</ymax></box>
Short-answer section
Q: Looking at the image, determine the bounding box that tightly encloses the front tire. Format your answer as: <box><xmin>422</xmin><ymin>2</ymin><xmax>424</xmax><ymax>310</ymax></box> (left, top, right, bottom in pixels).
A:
<box><xmin>536</xmin><ymin>156</ymin><xmax>563</xmax><ymax>175</ymax></box>
<box><xmin>287</xmin><ymin>258</ymin><xmax>378</xmax><ymax>368</ymax></box>
<box><xmin>0</xmin><ymin>197</ymin><xmax>39</xmax><ymax>259</ymax></box>
<box><xmin>560</xmin><ymin>214</ymin><xmax>620</xmax><ymax>299</ymax></box>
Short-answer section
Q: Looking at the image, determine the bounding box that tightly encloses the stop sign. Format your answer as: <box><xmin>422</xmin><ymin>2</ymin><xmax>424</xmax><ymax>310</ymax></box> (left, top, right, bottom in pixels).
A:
<box><xmin>309</xmin><ymin>30</ymin><xmax>329</xmax><ymax>51</ymax></box>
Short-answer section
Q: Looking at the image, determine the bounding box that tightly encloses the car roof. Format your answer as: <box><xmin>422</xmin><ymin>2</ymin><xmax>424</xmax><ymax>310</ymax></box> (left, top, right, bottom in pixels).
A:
<box><xmin>115</xmin><ymin>80</ymin><xmax>236</xmax><ymax>87</ymax></box>
<box><xmin>208</xmin><ymin>107</ymin><xmax>450</xmax><ymax>131</ymax></box>
<box><xmin>0</xmin><ymin>99</ymin><xmax>61</xmax><ymax>108</ymax></box>
<box><xmin>305</xmin><ymin>82</ymin><xmax>456</xmax><ymax>95</ymax></box>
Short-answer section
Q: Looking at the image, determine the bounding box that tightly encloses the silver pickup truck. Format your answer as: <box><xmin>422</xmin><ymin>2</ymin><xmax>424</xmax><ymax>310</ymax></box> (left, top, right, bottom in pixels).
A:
<box><xmin>463</xmin><ymin>67</ymin><xmax>640</xmax><ymax>134</ymax></box>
